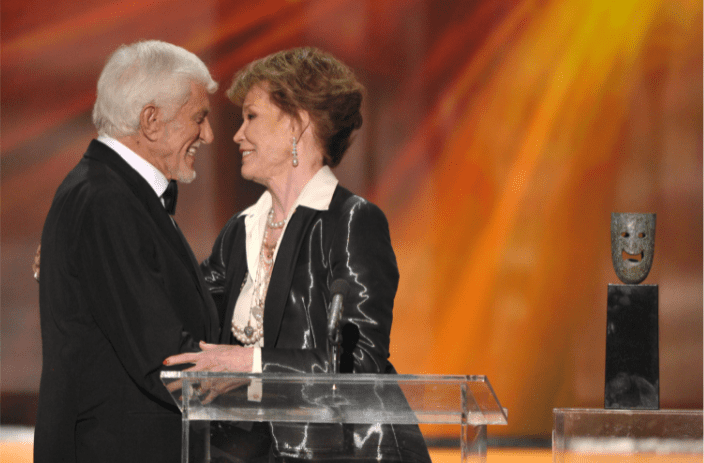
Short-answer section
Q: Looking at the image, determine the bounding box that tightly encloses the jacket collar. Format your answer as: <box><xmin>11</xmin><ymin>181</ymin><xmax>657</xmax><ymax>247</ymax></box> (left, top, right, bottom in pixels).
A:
<box><xmin>263</xmin><ymin>205</ymin><xmax>320</xmax><ymax>348</ymax></box>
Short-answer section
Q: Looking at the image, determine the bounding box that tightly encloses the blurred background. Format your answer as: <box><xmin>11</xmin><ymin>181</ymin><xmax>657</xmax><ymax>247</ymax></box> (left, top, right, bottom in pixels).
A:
<box><xmin>2</xmin><ymin>0</ymin><xmax>701</xmax><ymax>442</ymax></box>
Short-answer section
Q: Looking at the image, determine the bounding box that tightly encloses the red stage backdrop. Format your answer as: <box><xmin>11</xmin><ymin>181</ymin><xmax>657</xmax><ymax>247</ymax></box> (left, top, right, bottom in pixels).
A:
<box><xmin>2</xmin><ymin>0</ymin><xmax>702</xmax><ymax>437</ymax></box>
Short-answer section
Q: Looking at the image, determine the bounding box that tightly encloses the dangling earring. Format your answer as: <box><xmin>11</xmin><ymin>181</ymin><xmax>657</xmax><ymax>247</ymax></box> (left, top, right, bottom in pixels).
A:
<box><xmin>292</xmin><ymin>136</ymin><xmax>299</xmax><ymax>167</ymax></box>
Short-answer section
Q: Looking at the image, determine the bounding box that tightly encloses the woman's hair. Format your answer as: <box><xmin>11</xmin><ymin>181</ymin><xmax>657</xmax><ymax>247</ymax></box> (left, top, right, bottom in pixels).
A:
<box><xmin>92</xmin><ymin>40</ymin><xmax>218</xmax><ymax>138</ymax></box>
<box><xmin>227</xmin><ymin>47</ymin><xmax>364</xmax><ymax>167</ymax></box>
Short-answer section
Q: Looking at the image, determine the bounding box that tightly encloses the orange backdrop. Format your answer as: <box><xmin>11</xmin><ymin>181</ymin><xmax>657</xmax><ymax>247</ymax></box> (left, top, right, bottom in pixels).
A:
<box><xmin>2</xmin><ymin>0</ymin><xmax>701</xmax><ymax>437</ymax></box>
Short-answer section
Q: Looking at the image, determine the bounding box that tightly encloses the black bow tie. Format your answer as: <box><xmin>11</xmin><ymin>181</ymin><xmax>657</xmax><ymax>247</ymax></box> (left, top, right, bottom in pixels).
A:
<box><xmin>162</xmin><ymin>180</ymin><xmax>178</xmax><ymax>215</ymax></box>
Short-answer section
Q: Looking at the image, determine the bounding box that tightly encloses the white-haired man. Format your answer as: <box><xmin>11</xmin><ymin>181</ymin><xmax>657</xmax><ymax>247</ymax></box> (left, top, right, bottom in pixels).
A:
<box><xmin>35</xmin><ymin>40</ymin><xmax>220</xmax><ymax>462</ymax></box>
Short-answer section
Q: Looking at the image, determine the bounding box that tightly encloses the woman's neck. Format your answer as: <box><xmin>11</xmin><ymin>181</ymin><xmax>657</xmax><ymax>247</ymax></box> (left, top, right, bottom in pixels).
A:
<box><xmin>266</xmin><ymin>164</ymin><xmax>322</xmax><ymax>222</ymax></box>
<box><xmin>265</xmin><ymin>131</ymin><xmax>325</xmax><ymax>222</ymax></box>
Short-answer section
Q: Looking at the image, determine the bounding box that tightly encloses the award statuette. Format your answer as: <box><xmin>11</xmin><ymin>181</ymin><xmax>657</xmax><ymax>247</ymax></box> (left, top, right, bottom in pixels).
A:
<box><xmin>605</xmin><ymin>213</ymin><xmax>659</xmax><ymax>409</ymax></box>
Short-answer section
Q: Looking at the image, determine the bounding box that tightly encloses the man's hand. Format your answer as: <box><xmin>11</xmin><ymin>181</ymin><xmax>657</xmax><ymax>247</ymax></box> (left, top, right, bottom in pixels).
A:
<box><xmin>33</xmin><ymin>244</ymin><xmax>41</xmax><ymax>281</ymax></box>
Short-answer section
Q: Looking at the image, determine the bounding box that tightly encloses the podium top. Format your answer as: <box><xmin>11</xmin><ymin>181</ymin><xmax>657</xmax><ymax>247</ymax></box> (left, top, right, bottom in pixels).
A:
<box><xmin>161</xmin><ymin>372</ymin><xmax>508</xmax><ymax>426</ymax></box>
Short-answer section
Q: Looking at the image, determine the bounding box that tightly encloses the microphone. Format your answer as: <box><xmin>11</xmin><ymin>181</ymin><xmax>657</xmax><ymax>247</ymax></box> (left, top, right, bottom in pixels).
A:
<box><xmin>327</xmin><ymin>279</ymin><xmax>350</xmax><ymax>342</ymax></box>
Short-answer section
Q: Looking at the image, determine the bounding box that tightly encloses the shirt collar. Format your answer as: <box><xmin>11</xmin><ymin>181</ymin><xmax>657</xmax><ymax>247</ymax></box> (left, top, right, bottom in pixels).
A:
<box><xmin>97</xmin><ymin>135</ymin><xmax>170</xmax><ymax>198</ymax></box>
<box><xmin>292</xmin><ymin>165</ymin><xmax>339</xmax><ymax>211</ymax></box>
<box><xmin>240</xmin><ymin>166</ymin><xmax>339</xmax><ymax>279</ymax></box>
<box><xmin>241</xmin><ymin>165</ymin><xmax>339</xmax><ymax>220</ymax></box>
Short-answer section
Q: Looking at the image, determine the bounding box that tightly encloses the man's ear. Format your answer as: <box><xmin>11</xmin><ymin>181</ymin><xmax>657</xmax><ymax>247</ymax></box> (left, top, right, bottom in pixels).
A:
<box><xmin>140</xmin><ymin>104</ymin><xmax>162</xmax><ymax>141</ymax></box>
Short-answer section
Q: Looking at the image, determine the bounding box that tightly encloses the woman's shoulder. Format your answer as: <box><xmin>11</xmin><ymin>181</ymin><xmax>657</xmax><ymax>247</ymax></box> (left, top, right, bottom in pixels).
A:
<box><xmin>212</xmin><ymin>208</ymin><xmax>249</xmax><ymax>249</ymax></box>
<box><xmin>221</xmin><ymin>209</ymin><xmax>247</xmax><ymax>229</ymax></box>
<box><xmin>330</xmin><ymin>185</ymin><xmax>388</xmax><ymax>222</ymax></box>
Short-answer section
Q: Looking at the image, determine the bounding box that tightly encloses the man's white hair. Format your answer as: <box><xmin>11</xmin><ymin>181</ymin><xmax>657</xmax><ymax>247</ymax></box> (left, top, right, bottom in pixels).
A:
<box><xmin>92</xmin><ymin>40</ymin><xmax>218</xmax><ymax>138</ymax></box>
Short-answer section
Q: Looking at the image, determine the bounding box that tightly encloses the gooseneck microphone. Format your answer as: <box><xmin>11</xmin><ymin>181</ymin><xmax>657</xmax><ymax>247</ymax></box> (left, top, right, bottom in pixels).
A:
<box><xmin>327</xmin><ymin>279</ymin><xmax>350</xmax><ymax>343</ymax></box>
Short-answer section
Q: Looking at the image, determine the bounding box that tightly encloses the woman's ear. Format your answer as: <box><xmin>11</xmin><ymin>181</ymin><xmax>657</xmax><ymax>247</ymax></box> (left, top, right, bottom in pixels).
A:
<box><xmin>293</xmin><ymin>109</ymin><xmax>311</xmax><ymax>140</ymax></box>
<box><xmin>140</xmin><ymin>104</ymin><xmax>162</xmax><ymax>141</ymax></box>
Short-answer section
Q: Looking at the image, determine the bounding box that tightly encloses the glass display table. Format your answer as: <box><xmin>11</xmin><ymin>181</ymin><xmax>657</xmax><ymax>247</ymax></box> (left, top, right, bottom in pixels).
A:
<box><xmin>161</xmin><ymin>372</ymin><xmax>508</xmax><ymax>462</ymax></box>
<box><xmin>553</xmin><ymin>408</ymin><xmax>703</xmax><ymax>462</ymax></box>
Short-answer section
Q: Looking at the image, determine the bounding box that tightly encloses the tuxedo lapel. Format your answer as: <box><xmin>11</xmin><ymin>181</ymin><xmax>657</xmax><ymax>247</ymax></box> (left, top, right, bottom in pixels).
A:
<box><xmin>85</xmin><ymin>141</ymin><xmax>193</xmax><ymax>274</ymax></box>
<box><xmin>263</xmin><ymin>206</ymin><xmax>318</xmax><ymax>348</ymax></box>
<box><xmin>85</xmin><ymin>140</ymin><xmax>219</xmax><ymax>337</ymax></box>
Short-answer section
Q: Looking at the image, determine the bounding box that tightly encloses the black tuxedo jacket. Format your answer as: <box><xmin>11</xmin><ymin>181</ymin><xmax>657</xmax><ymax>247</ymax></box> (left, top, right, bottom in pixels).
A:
<box><xmin>203</xmin><ymin>186</ymin><xmax>431</xmax><ymax>462</ymax></box>
<box><xmin>35</xmin><ymin>140</ymin><xmax>220</xmax><ymax>463</ymax></box>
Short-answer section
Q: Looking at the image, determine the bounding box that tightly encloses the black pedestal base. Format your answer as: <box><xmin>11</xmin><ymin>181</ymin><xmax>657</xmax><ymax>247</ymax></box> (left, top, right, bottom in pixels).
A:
<box><xmin>605</xmin><ymin>284</ymin><xmax>659</xmax><ymax>409</ymax></box>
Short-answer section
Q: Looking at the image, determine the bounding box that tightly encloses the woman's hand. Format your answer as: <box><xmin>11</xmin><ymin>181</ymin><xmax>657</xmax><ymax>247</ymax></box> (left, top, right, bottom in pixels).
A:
<box><xmin>163</xmin><ymin>341</ymin><xmax>254</xmax><ymax>372</ymax></box>
<box><xmin>163</xmin><ymin>342</ymin><xmax>254</xmax><ymax>404</ymax></box>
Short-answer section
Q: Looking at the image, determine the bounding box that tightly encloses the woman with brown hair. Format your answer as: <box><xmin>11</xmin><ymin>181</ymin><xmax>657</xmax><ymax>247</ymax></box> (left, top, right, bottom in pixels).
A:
<box><xmin>166</xmin><ymin>47</ymin><xmax>430</xmax><ymax>462</ymax></box>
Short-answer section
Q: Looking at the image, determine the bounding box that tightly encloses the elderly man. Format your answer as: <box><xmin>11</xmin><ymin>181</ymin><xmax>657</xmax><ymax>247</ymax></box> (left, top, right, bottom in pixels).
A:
<box><xmin>34</xmin><ymin>40</ymin><xmax>220</xmax><ymax>462</ymax></box>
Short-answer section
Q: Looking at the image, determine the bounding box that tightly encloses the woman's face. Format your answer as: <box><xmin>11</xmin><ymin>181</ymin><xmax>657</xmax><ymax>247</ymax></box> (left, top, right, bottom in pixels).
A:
<box><xmin>234</xmin><ymin>84</ymin><xmax>295</xmax><ymax>186</ymax></box>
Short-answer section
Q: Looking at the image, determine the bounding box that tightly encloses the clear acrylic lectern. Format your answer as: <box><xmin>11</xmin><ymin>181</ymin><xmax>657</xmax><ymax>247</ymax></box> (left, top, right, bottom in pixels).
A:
<box><xmin>161</xmin><ymin>372</ymin><xmax>507</xmax><ymax>463</ymax></box>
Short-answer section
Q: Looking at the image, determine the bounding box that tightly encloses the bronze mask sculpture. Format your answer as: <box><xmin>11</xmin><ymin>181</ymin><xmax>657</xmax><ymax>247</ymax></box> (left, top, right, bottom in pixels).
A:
<box><xmin>610</xmin><ymin>213</ymin><xmax>656</xmax><ymax>284</ymax></box>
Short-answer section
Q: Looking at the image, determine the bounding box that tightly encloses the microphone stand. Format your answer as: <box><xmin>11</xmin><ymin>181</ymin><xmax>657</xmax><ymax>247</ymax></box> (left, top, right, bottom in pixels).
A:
<box><xmin>329</xmin><ymin>330</ymin><xmax>341</xmax><ymax>375</ymax></box>
<box><xmin>326</xmin><ymin>280</ymin><xmax>353</xmax><ymax>454</ymax></box>
<box><xmin>328</xmin><ymin>307</ymin><xmax>342</xmax><ymax>399</ymax></box>
<box><xmin>327</xmin><ymin>279</ymin><xmax>349</xmax><ymax>377</ymax></box>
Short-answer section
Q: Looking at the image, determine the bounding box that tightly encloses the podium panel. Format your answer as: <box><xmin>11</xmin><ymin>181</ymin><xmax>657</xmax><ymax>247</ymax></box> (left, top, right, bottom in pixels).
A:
<box><xmin>553</xmin><ymin>408</ymin><xmax>703</xmax><ymax>463</ymax></box>
<box><xmin>161</xmin><ymin>372</ymin><xmax>507</xmax><ymax>463</ymax></box>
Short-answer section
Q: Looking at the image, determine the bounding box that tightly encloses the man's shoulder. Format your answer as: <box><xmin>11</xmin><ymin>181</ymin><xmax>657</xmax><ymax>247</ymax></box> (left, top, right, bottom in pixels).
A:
<box><xmin>46</xmin><ymin>151</ymin><xmax>151</xmax><ymax>236</ymax></box>
<box><xmin>56</xmin><ymin>155</ymin><xmax>132</xmax><ymax>206</ymax></box>
<box><xmin>41</xmin><ymin>151</ymin><xmax>151</xmax><ymax>255</ymax></box>
<box><xmin>61</xmin><ymin>139</ymin><xmax>138</xmax><ymax>191</ymax></box>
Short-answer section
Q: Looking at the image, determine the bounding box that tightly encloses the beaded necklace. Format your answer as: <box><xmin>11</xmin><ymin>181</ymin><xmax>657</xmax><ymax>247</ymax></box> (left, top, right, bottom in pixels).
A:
<box><xmin>232</xmin><ymin>208</ymin><xmax>286</xmax><ymax>345</ymax></box>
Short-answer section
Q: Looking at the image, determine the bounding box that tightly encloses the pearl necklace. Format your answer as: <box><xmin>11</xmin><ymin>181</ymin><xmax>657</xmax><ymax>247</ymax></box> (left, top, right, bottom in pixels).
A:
<box><xmin>267</xmin><ymin>208</ymin><xmax>287</xmax><ymax>228</ymax></box>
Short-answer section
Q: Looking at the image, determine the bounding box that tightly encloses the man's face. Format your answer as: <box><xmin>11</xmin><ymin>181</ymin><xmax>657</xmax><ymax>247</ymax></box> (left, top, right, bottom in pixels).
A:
<box><xmin>153</xmin><ymin>81</ymin><xmax>213</xmax><ymax>183</ymax></box>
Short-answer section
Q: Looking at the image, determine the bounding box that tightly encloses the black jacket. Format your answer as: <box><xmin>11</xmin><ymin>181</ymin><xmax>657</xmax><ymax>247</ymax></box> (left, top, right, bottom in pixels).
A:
<box><xmin>202</xmin><ymin>185</ymin><xmax>431</xmax><ymax>461</ymax></box>
<box><xmin>35</xmin><ymin>140</ymin><xmax>220</xmax><ymax>463</ymax></box>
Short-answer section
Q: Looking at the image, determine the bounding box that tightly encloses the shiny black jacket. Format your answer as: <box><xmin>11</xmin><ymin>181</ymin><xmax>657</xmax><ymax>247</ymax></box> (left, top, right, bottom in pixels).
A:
<box><xmin>202</xmin><ymin>185</ymin><xmax>431</xmax><ymax>461</ymax></box>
